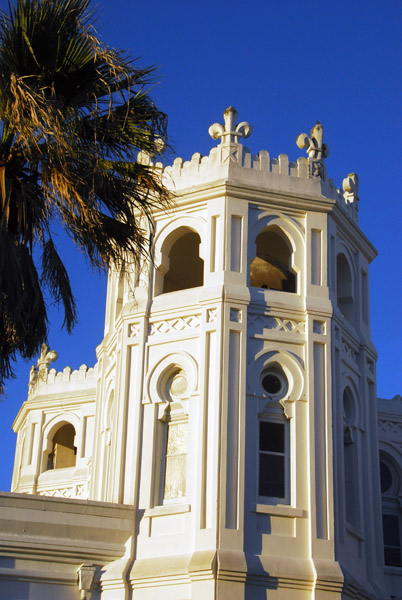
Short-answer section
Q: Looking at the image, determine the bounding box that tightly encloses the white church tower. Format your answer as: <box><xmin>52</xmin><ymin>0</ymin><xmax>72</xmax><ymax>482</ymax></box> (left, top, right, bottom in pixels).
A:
<box><xmin>8</xmin><ymin>107</ymin><xmax>394</xmax><ymax>600</ymax></box>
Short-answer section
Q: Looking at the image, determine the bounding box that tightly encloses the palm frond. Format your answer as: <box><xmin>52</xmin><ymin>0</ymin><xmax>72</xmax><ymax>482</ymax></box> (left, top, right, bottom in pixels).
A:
<box><xmin>0</xmin><ymin>0</ymin><xmax>172</xmax><ymax>393</ymax></box>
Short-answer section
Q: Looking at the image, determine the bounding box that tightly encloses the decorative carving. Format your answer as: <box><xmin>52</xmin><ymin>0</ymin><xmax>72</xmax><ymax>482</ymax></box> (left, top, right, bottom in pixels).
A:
<box><xmin>248</xmin><ymin>314</ymin><xmax>305</xmax><ymax>334</ymax></box>
<box><xmin>343</xmin><ymin>172</ymin><xmax>359</xmax><ymax>198</ymax></box>
<box><xmin>230</xmin><ymin>308</ymin><xmax>242</xmax><ymax>323</ymax></box>
<box><xmin>206</xmin><ymin>308</ymin><xmax>217</xmax><ymax>323</ymax></box>
<box><xmin>313</xmin><ymin>320</ymin><xmax>325</xmax><ymax>334</ymax></box>
<box><xmin>77</xmin><ymin>564</ymin><xmax>96</xmax><ymax>600</ymax></box>
<box><xmin>137</xmin><ymin>138</ymin><xmax>165</xmax><ymax>166</ymax></box>
<box><xmin>378</xmin><ymin>420</ymin><xmax>402</xmax><ymax>436</ymax></box>
<box><xmin>343</xmin><ymin>172</ymin><xmax>359</xmax><ymax>222</ymax></box>
<box><xmin>129</xmin><ymin>322</ymin><xmax>141</xmax><ymax>338</ymax></box>
<box><xmin>29</xmin><ymin>343</ymin><xmax>58</xmax><ymax>391</ymax></box>
<box><xmin>340</xmin><ymin>338</ymin><xmax>358</xmax><ymax>362</ymax></box>
<box><xmin>296</xmin><ymin>121</ymin><xmax>329</xmax><ymax>179</ymax></box>
<box><xmin>149</xmin><ymin>315</ymin><xmax>201</xmax><ymax>335</ymax></box>
<box><xmin>366</xmin><ymin>357</ymin><xmax>374</xmax><ymax>374</ymax></box>
<box><xmin>209</xmin><ymin>106</ymin><xmax>253</xmax><ymax>145</ymax></box>
<box><xmin>38</xmin><ymin>481</ymin><xmax>88</xmax><ymax>499</ymax></box>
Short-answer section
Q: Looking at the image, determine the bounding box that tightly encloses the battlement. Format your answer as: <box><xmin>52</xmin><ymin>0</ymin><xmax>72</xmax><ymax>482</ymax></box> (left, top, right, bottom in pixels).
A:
<box><xmin>142</xmin><ymin>107</ymin><xmax>360</xmax><ymax>223</ymax></box>
<box><xmin>27</xmin><ymin>344</ymin><xmax>97</xmax><ymax>399</ymax></box>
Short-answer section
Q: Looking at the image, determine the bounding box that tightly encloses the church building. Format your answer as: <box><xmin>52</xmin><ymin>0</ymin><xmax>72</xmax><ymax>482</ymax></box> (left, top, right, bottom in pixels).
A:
<box><xmin>1</xmin><ymin>107</ymin><xmax>401</xmax><ymax>600</ymax></box>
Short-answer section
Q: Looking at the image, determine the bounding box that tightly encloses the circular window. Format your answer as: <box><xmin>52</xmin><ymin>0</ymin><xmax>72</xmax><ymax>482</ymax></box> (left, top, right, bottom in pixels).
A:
<box><xmin>261</xmin><ymin>369</ymin><xmax>287</xmax><ymax>398</ymax></box>
<box><xmin>380</xmin><ymin>461</ymin><xmax>393</xmax><ymax>494</ymax></box>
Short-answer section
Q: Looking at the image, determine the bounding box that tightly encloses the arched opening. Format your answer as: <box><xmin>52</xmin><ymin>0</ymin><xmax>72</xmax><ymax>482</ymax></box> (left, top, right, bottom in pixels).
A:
<box><xmin>163</xmin><ymin>230</ymin><xmax>204</xmax><ymax>294</ymax></box>
<box><xmin>114</xmin><ymin>270</ymin><xmax>125</xmax><ymax>321</ymax></box>
<box><xmin>343</xmin><ymin>388</ymin><xmax>359</xmax><ymax>527</ymax></box>
<box><xmin>337</xmin><ymin>253</ymin><xmax>354</xmax><ymax>323</ymax></box>
<box><xmin>380</xmin><ymin>452</ymin><xmax>402</xmax><ymax>567</ymax></box>
<box><xmin>46</xmin><ymin>423</ymin><xmax>77</xmax><ymax>470</ymax></box>
<box><xmin>250</xmin><ymin>228</ymin><xmax>296</xmax><ymax>292</ymax></box>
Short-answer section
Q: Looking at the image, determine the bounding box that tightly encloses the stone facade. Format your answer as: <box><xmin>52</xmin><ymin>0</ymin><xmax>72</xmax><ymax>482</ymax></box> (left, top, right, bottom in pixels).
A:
<box><xmin>1</xmin><ymin>108</ymin><xmax>401</xmax><ymax>599</ymax></box>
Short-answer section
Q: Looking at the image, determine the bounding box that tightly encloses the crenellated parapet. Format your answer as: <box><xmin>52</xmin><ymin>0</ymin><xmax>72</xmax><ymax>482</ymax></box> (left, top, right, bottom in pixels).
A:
<box><xmin>28</xmin><ymin>344</ymin><xmax>97</xmax><ymax>399</ymax></box>
<box><xmin>140</xmin><ymin>107</ymin><xmax>361</xmax><ymax>223</ymax></box>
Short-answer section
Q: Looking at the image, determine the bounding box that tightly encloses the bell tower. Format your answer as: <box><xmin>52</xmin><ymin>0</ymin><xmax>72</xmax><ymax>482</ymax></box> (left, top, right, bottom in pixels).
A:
<box><xmin>88</xmin><ymin>107</ymin><xmax>388</xmax><ymax>599</ymax></box>
<box><xmin>10</xmin><ymin>107</ymin><xmax>390</xmax><ymax>599</ymax></box>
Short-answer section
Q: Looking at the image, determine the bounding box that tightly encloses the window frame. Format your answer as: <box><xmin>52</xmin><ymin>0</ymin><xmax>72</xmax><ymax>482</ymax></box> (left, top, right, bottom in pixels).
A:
<box><xmin>380</xmin><ymin>454</ymin><xmax>402</xmax><ymax>568</ymax></box>
<box><xmin>257</xmin><ymin>414</ymin><xmax>290</xmax><ymax>505</ymax></box>
<box><xmin>154</xmin><ymin>407</ymin><xmax>189</xmax><ymax>507</ymax></box>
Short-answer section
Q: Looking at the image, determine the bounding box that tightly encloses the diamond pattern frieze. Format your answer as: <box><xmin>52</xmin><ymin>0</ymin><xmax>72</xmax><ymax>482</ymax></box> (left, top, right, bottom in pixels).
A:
<box><xmin>378</xmin><ymin>419</ymin><xmax>402</xmax><ymax>436</ymax></box>
<box><xmin>248</xmin><ymin>314</ymin><xmax>306</xmax><ymax>335</ymax></box>
<box><xmin>149</xmin><ymin>314</ymin><xmax>201</xmax><ymax>335</ymax></box>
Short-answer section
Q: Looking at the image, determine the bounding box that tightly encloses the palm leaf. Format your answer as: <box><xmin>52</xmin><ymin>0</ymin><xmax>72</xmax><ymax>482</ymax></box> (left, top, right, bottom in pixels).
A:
<box><xmin>0</xmin><ymin>0</ymin><xmax>172</xmax><ymax>392</ymax></box>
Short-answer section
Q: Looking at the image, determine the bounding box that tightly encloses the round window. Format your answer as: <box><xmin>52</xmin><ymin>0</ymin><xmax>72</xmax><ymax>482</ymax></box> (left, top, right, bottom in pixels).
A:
<box><xmin>261</xmin><ymin>369</ymin><xmax>287</xmax><ymax>397</ymax></box>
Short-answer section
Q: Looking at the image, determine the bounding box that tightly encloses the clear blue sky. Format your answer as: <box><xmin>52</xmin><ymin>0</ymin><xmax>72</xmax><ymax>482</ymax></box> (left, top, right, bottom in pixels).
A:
<box><xmin>0</xmin><ymin>0</ymin><xmax>401</xmax><ymax>491</ymax></box>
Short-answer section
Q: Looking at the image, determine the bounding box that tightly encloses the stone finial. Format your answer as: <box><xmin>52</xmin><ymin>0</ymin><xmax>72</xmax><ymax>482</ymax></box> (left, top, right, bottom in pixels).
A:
<box><xmin>137</xmin><ymin>138</ymin><xmax>165</xmax><ymax>166</ymax></box>
<box><xmin>342</xmin><ymin>172</ymin><xmax>359</xmax><ymax>222</ymax></box>
<box><xmin>296</xmin><ymin>121</ymin><xmax>329</xmax><ymax>179</ymax></box>
<box><xmin>208</xmin><ymin>106</ymin><xmax>253</xmax><ymax>144</ymax></box>
<box><xmin>37</xmin><ymin>343</ymin><xmax>58</xmax><ymax>382</ymax></box>
<box><xmin>343</xmin><ymin>172</ymin><xmax>359</xmax><ymax>199</ymax></box>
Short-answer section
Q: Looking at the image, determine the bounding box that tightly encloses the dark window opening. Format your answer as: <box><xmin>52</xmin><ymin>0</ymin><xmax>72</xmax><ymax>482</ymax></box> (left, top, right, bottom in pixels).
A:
<box><xmin>337</xmin><ymin>253</ymin><xmax>354</xmax><ymax>323</ymax></box>
<box><xmin>262</xmin><ymin>373</ymin><xmax>282</xmax><ymax>395</ymax></box>
<box><xmin>380</xmin><ymin>461</ymin><xmax>393</xmax><ymax>494</ymax></box>
<box><xmin>163</xmin><ymin>231</ymin><xmax>204</xmax><ymax>293</ymax></box>
<box><xmin>382</xmin><ymin>514</ymin><xmax>402</xmax><ymax>566</ymax></box>
<box><xmin>259</xmin><ymin>421</ymin><xmax>285</xmax><ymax>499</ymax></box>
<box><xmin>250</xmin><ymin>229</ymin><xmax>296</xmax><ymax>293</ymax></box>
<box><xmin>47</xmin><ymin>423</ymin><xmax>77</xmax><ymax>470</ymax></box>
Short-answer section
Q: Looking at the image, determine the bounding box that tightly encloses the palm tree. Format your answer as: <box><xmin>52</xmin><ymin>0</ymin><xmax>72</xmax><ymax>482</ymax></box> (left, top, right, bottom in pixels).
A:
<box><xmin>0</xmin><ymin>0</ymin><xmax>171</xmax><ymax>392</ymax></box>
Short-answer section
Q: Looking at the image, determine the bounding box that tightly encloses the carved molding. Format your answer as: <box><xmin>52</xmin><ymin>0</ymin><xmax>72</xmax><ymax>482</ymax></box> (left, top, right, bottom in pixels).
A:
<box><xmin>149</xmin><ymin>315</ymin><xmax>201</xmax><ymax>335</ymax></box>
<box><xmin>248</xmin><ymin>314</ymin><xmax>305</xmax><ymax>335</ymax></box>
<box><xmin>340</xmin><ymin>338</ymin><xmax>359</xmax><ymax>362</ymax></box>
<box><xmin>378</xmin><ymin>420</ymin><xmax>402</xmax><ymax>436</ymax></box>
<box><xmin>37</xmin><ymin>482</ymin><xmax>88</xmax><ymax>499</ymax></box>
<box><xmin>128</xmin><ymin>322</ymin><xmax>141</xmax><ymax>338</ymax></box>
<box><xmin>206</xmin><ymin>308</ymin><xmax>217</xmax><ymax>323</ymax></box>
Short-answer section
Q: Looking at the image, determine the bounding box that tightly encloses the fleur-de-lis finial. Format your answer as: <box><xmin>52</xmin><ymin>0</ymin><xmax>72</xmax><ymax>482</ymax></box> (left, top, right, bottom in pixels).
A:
<box><xmin>208</xmin><ymin>106</ymin><xmax>253</xmax><ymax>144</ymax></box>
<box><xmin>137</xmin><ymin>138</ymin><xmax>165</xmax><ymax>166</ymax></box>
<box><xmin>296</xmin><ymin>121</ymin><xmax>329</xmax><ymax>178</ymax></box>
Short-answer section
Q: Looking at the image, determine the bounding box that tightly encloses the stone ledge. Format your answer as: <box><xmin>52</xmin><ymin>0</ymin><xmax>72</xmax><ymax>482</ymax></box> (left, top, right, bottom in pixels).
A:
<box><xmin>144</xmin><ymin>503</ymin><xmax>191</xmax><ymax>518</ymax></box>
<box><xmin>253</xmin><ymin>504</ymin><xmax>308</xmax><ymax>518</ymax></box>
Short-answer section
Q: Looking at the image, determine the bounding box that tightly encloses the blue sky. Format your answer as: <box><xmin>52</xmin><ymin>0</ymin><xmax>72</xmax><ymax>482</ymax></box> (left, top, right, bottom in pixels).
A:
<box><xmin>0</xmin><ymin>0</ymin><xmax>401</xmax><ymax>491</ymax></box>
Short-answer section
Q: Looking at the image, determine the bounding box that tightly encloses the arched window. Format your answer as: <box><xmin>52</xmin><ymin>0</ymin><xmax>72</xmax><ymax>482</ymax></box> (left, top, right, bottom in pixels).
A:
<box><xmin>337</xmin><ymin>253</ymin><xmax>354</xmax><ymax>323</ymax></box>
<box><xmin>380</xmin><ymin>453</ymin><xmax>402</xmax><ymax>567</ymax></box>
<box><xmin>163</xmin><ymin>230</ymin><xmax>204</xmax><ymax>293</ymax></box>
<box><xmin>114</xmin><ymin>270</ymin><xmax>125</xmax><ymax>321</ymax></box>
<box><xmin>343</xmin><ymin>388</ymin><xmax>359</xmax><ymax>528</ymax></box>
<box><xmin>47</xmin><ymin>423</ymin><xmax>77</xmax><ymax>470</ymax></box>
<box><xmin>250</xmin><ymin>227</ymin><xmax>296</xmax><ymax>292</ymax></box>
<box><xmin>258</xmin><ymin>366</ymin><xmax>290</xmax><ymax>504</ymax></box>
<box><xmin>154</xmin><ymin>370</ymin><xmax>189</xmax><ymax>505</ymax></box>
